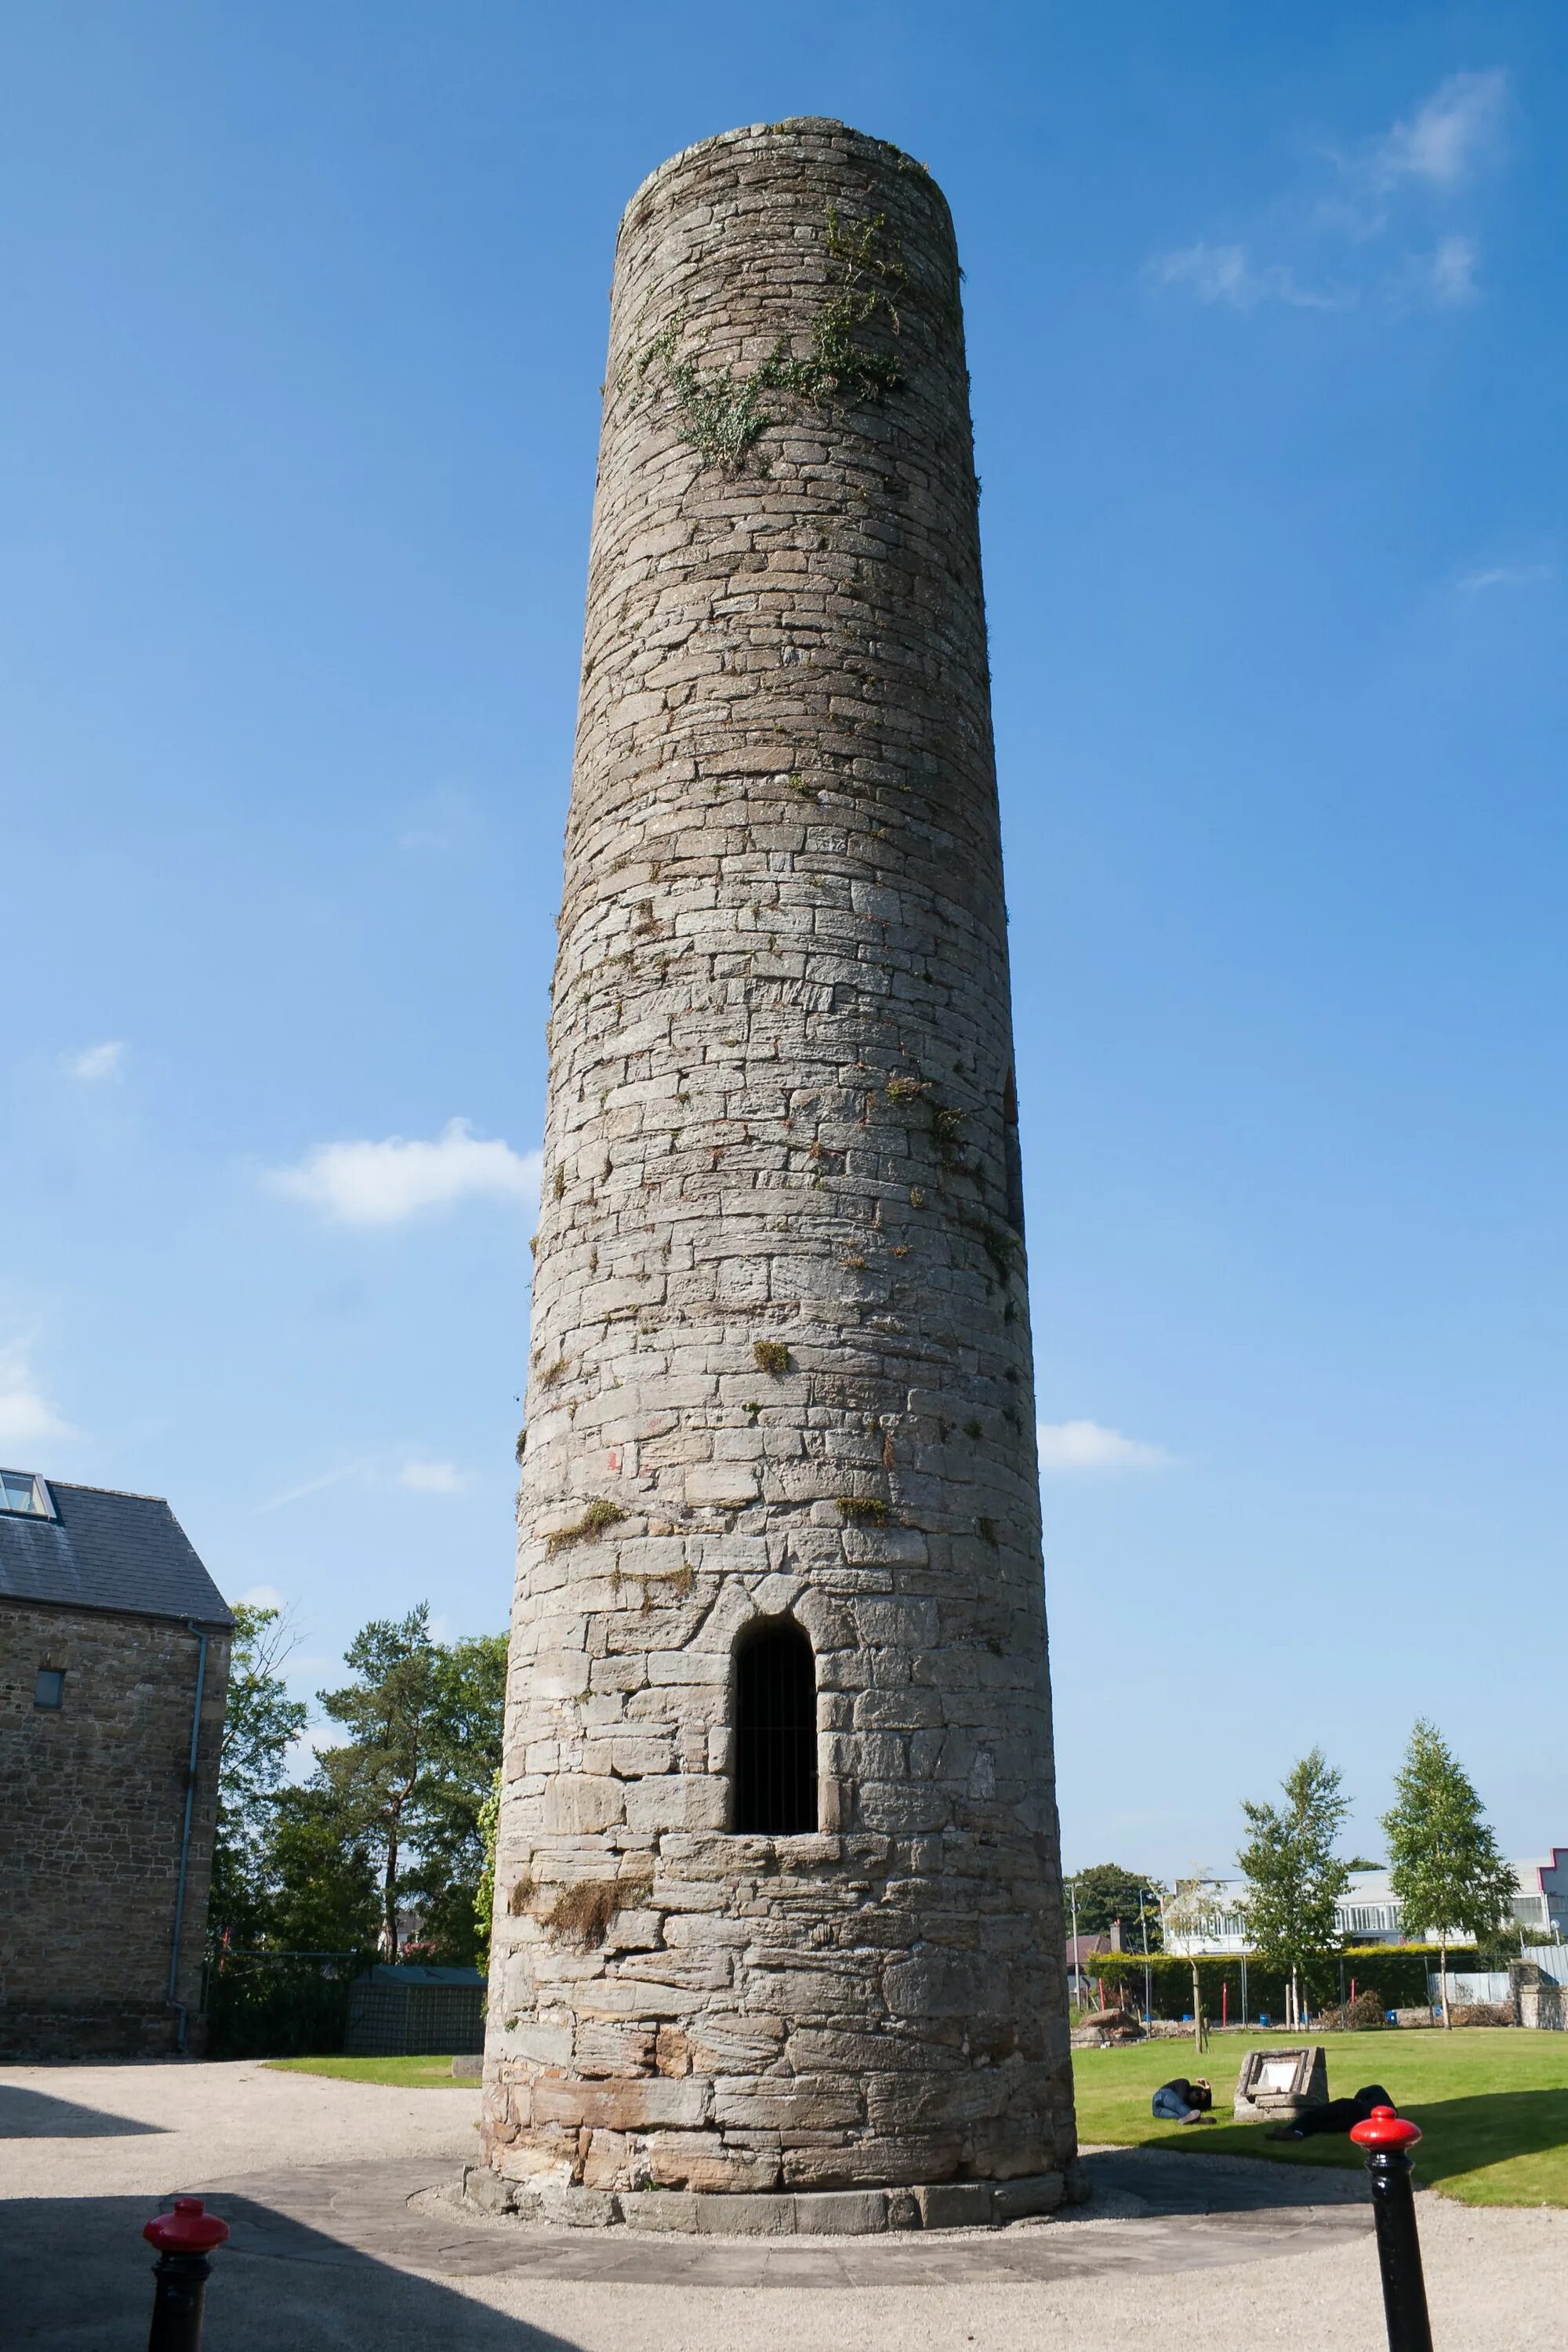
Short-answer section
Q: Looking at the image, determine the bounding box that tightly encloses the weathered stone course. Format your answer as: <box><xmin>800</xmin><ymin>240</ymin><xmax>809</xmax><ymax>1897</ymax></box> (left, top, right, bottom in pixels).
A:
<box><xmin>482</xmin><ymin>116</ymin><xmax>1075</xmax><ymax>2205</ymax></box>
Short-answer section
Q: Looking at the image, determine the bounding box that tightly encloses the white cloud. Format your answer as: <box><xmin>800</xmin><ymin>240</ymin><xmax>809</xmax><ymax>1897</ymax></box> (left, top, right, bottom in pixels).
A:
<box><xmin>1156</xmin><ymin>71</ymin><xmax>1507</xmax><ymax>319</ymax></box>
<box><xmin>1370</xmin><ymin>69</ymin><xmax>1507</xmax><ymax>192</ymax></box>
<box><xmin>1426</xmin><ymin>234</ymin><xmax>1480</xmax><ymax>307</ymax></box>
<box><xmin>64</xmin><ymin>1041</ymin><xmax>125</xmax><ymax>1081</ymax></box>
<box><xmin>1152</xmin><ymin>242</ymin><xmax>1354</xmax><ymax>312</ymax></box>
<box><xmin>267</xmin><ymin>1118</ymin><xmax>541</xmax><ymax>1226</ymax></box>
<box><xmin>236</xmin><ymin>1582</ymin><xmax>288</xmax><ymax>1610</ymax></box>
<box><xmin>1458</xmin><ymin>561</ymin><xmax>1555</xmax><ymax>592</ymax></box>
<box><xmin>1036</xmin><ymin>1420</ymin><xmax>1177</xmax><ymax>1473</ymax></box>
<box><xmin>397</xmin><ymin>1457</ymin><xmax>467</xmax><ymax>1495</ymax></box>
<box><xmin>0</xmin><ymin>1341</ymin><xmax>74</xmax><ymax>1456</ymax></box>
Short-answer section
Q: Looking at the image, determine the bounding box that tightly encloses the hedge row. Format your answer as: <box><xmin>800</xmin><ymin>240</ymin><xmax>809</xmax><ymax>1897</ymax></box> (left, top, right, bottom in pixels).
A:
<box><xmin>202</xmin><ymin>1951</ymin><xmax>374</xmax><ymax>2060</ymax></box>
<box><xmin>1080</xmin><ymin>1944</ymin><xmax>1475</xmax><ymax>2020</ymax></box>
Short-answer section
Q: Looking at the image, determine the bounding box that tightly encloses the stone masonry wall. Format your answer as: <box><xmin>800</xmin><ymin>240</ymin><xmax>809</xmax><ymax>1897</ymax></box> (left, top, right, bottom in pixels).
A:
<box><xmin>483</xmin><ymin>118</ymin><xmax>1075</xmax><ymax>2202</ymax></box>
<box><xmin>0</xmin><ymin>1599</ymin><xmax>229</xmax><ymax>2057</ymax></box>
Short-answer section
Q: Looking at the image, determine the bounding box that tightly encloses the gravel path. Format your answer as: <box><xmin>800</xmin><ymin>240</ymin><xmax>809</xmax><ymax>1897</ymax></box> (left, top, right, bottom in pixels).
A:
<box><xmin>4</xmin><ymin>2061</ymin><xmax>1564</xmax><ymax>2348</ymax></box>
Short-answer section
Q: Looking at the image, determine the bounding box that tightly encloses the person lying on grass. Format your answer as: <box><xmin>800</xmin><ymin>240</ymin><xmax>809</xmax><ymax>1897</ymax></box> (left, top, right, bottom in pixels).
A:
<box><xmin>1268</xmin><ymin>2084</ymin><xmax>1395</xmax><ymax>2140</ymax></box>
<box><xmin>1152</xmin><ymin>2077</ymin><xmax>1214</xmax><ymax>2125</ymax></box>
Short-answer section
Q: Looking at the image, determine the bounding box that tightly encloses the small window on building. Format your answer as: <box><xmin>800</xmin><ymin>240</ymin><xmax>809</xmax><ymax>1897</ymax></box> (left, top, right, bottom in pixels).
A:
<box><xmin>1</xmin><ymin>1468</ymin><xmax>53</xmax><ymax>1517</ymax></box>
<box><xmin>732</xmin><ymin>1618</ymin><xmax>817</xmax><ymax>1835</ymax></box>
<box><xmin>34</xmin><ymin>1668</ymin><xmax>65</xmax><ymax>1710</ymax></box>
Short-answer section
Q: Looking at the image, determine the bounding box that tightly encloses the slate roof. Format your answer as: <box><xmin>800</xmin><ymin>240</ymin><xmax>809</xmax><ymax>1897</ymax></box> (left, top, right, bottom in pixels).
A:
<box><xmin>0</xmin><ymin>1477</ymin><xmax>231</xmax><ymax>1628</ymax></box>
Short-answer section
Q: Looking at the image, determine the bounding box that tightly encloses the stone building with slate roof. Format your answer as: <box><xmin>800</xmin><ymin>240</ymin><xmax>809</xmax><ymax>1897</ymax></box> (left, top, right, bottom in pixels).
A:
<box><xmin>0</xmin><ymin>1468</ymin><xmax>231</xmax><ymax>2056</ymax></box>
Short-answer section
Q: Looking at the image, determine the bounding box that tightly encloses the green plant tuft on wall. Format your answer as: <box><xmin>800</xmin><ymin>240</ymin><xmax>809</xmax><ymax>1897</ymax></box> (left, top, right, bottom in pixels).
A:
<box><xmin>836</xmin><ymin>1494</ymin><xmax>891</xmax><ymax>1525</ymax></box>
<box><xmin>625</xmin><ymin>206</ymin><xmax>909</xmax><ymax>474</ymax></box>
<box><xmin>544</xmin><ymin>1498</ymin><xmax>627</xmax><ymax>1557</ymax></box>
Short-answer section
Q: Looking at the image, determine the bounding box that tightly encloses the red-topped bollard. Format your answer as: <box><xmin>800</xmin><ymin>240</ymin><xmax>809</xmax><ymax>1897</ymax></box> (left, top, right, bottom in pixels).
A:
<box><xmin>143</xmin><ymin>2198</ymin><xmax>229</xmax><ymax>2352</ymax></box>
<box><xmin>1349</xmin><ymin>2107</ymin><xmax>1433</xmax><ymax>2352</ymax></box>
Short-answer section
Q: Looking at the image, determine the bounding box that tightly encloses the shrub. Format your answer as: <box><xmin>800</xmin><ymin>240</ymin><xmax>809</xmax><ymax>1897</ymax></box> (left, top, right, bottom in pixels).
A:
<box><xmin>753</xmin><ymin>1339</ymin><xmax>790</xmax><ymax>1375</ymax></box>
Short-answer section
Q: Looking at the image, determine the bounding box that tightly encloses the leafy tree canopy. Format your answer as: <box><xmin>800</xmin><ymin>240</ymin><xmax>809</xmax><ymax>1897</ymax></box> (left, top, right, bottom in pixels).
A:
<box><xmin>1382</xmin><ymin>1719</ymin><xmax>1516</xmax><ymax>1959</ymax></box>
<box><xmin>1068</xmin><ymin>1862</ymin><xmax>1163</xmax><ymax>1949</ymax></box>
<box><xmin>314</xmin><ymin>1606</ymin><xmax>507</xmax><ymax>1961</ymax></box>
<box><xmin>1236</xmin><ymin>1747</ymin><xmax>1350</xmax><ymax>1984</ymax></box>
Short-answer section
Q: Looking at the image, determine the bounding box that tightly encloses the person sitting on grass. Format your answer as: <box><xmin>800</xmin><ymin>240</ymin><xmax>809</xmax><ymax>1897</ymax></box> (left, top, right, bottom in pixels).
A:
<box><xmin>1152</xmin><ymin>2077</ymin><xmax>1214</xmax><ymax>2125</ymax></box>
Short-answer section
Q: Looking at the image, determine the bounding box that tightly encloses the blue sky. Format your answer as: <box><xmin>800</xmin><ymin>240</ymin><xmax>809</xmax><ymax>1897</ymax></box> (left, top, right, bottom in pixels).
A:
<box><xmin>3</xmin><ymin>3</ymin><xmax>1563</xmax><ymax>1879</ymax></box>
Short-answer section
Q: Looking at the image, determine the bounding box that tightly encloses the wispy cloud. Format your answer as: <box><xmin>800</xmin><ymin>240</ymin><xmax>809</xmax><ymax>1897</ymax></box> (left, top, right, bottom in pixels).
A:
<box><xmin>1152</xmin><ymin>69</ymin><xmax>1507</xmax><ymax>318</ymax></box>
<box><xmin>267</xmin><ymin>1119</ymin><xmax>541</xmax><ymax>1226</ymax></box>
<box><xmin>1036</xmin><ymin>1419</ymin><xmax>1177</xmax><ymax>1473</ymax></box>
<box><xmin>259</xmin><ymin>1462</ymin><xmax>368</xmax><ymax>1512</ymax></box>
<box><xmin>1152</xmin><ymin>243</ymin><xmax>1354</xmax><ymax>313</ymax></box>
<box><xmin>236</xmin><ymin>1581</ymin><xmax>289</xmax><ymax>1609</ymax></box>
<box><xmin>0</xmin><ymin>1341</ymin><xmax>74</xmax><ymax>1454</ymax></box>
<box><xmin>1425</xmin><ymin>234</ymin><xmax>1480</xmax><ymax>307</ymax></box>
<box><xmin>397</xmin><ymin>1457</ymin><xmax>467</xmax><ymax>1495</ymax></box>
<box><xmin>1367</xmin><ymin>69</ymin><xmax>1507</xmax><ymax>192</ymax></box>
<box><xmin>63</xmin><ymin>1041</ymin><xmax>125</xmax><ymax>1082</ymax></box>
<box><xmin>1458</xmin><ymin>561</ymin><xmax>1555</xmax><ymax>592</ymax></box>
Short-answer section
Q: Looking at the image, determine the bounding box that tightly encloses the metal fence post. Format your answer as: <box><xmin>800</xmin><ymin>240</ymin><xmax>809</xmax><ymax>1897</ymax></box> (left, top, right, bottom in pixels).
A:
<box><xmin>1348</xmin><ymin>2107</ymin><xmax>1433</xmax><ymax>2352</ymax></box>
<box><xmin>143</xmin><ymin>2198</ymin><xmax>229</xmax><ymax>2351</ymax></box>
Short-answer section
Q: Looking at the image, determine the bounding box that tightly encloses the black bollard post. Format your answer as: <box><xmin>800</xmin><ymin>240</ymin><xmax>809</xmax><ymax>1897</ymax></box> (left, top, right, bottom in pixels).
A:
<box><xmin>1348</xmin><ymin>2107</ymin><xmax>1433</xmax><ymax>2352</ymax></box>
<box><xmin>143</xmin><ymin>2198</ymin><xmax>230</xmax><ymax>2352</ymax></box>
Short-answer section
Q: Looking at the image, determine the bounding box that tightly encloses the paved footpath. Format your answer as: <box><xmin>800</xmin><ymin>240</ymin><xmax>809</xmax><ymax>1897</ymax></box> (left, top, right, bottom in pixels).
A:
<box><xmin>4</xmin><ymin>2062</ymin><xmax>1564</xmax><ymax>2347</ymax></box>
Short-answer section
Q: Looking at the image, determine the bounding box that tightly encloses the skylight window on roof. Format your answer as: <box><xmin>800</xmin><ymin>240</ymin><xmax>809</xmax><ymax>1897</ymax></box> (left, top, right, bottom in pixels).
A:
<box><xmin>0</xmin><ymin>1469</ymin><xmax>53</xmax><ymax>1517</ymax></box>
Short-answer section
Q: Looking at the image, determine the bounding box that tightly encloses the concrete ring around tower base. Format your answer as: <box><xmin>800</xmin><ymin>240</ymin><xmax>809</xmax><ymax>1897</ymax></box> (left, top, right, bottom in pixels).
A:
<box><xmin>460</xmin><ymin>2165</ymin><xmax>1065</xmax><ymax>2234</ymax></box>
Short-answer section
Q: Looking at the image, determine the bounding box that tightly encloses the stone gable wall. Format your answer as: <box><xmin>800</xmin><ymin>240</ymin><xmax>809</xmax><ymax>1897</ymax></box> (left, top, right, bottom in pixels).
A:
<box><xmin>0</xmin><ymin>1597</ymin><xmax>229</xmax><ymax>2056</ymax></box>
<box><xmin>483</xmin><ymin>118</ymin><xmax>1074</xmax><ymax>2201</ymax></box>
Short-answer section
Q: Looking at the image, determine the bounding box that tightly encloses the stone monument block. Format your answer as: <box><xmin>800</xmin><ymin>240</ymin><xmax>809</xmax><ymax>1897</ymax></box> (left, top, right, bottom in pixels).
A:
<box><xmin>1232</xmin><ymin>2045</ymin><xmax>1330</xmax><ymax>2124</ymax></box>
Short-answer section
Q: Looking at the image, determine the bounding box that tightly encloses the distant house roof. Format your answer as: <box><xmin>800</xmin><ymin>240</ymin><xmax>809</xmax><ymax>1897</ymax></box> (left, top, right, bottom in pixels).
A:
<box><xmin>0</xmin><ymin>1475</ymin><xmax>231</xmax><ymax>1628</ymax></box>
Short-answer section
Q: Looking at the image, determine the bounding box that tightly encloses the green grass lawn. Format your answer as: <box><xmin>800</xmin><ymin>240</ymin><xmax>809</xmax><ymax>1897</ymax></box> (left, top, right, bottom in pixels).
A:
<box><xmin>1074</xmin><ymin>2028</ymin><xmax>1568</xmax><ymax>2208</ymax></box>
<box><xmin>263</xmin><ymin>2055</ymin><xmax>478</xmax><ymax>2089</ymax></box>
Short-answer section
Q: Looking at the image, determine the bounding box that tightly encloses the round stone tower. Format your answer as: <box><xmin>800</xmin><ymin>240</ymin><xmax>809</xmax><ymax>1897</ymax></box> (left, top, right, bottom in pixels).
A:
<box><xmin>479</xmin><ymin>118</ymin><xmax>1076</xmax><ymax>2230</ymax></box>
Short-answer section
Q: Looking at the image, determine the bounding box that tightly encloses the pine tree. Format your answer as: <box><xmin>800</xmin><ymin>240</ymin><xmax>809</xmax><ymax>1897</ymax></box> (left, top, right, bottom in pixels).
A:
<box><xmin>1381</xmin><ymin>1720</ymin><xmax>1517</xmax><ymax>2029</ymax></box>
<box><xmin>1236</xmin><ymin>1748</ymin><xmax>1350</xmax><ymax>2027</ymax></box>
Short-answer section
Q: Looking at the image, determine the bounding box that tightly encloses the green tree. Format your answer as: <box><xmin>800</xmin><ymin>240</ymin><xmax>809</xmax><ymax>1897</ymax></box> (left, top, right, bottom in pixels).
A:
<box><xmin>1068</xmin><ymin>1863</ymin><xmax>1163</xmax><ymax>1951</ymax></box>
<box><xmin>1382</xmin><ymin>1720</ymin><xmax>1517</xmax><ymax>2030</ymax></box>
<box><xmin>314</xmin><ymin>1606</ymin><xmax>445</xmax><ymax>1955</ymax></box>
<box><xmin>265</xmin><ymin>1787</ymin><xmax>381</xmax><ymax>1952</ymax></box>
<box><xmin>404</xmin><ymin>1633</ymin><xmax>509</xmax><ymax>1965</ymax></box>
<box><xmin>1237</xmin><ymin>1748</ymin><xmax>1350</xmax><ymax>2027</ymax></box>
<box><xmin>210</xmin><ymin>1603</ymin><xmax>308</xmax><ymax>1946</ymax></box>
<box><xmin>313</xmin><ymin>1610</ymin><xmax>508</xmax><ymax>1961</ymax></box>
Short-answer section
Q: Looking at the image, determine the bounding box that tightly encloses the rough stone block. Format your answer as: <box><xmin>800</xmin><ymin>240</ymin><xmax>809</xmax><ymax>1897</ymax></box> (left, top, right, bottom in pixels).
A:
<box><xmin>622</xmin><ymin>2192</ymin><xmax>701</xmax><ymax>2233</ymax></box>
<box><xmin>694</xmin><ymin>2192</ymin><xmax>797</xmax><ymax>2237</ymax></box>
<box><xmin>462</xmin><ymin>2164</ymin><xmax>517</xmax><ymax>2215</ymax></box>
<box><xmin>537</xmin><ymin>2184</ymin><xmax>621</xmax><ymax>2228</ymax></box>
<box><xmin>916</xmin><ymin>2181</ymin><xmax>996</xmax><ymax>2230</ymax></box>
<box><xmin>992</xmin><ymin>2172</ymin><xmax>1064</xmax><ymax>2222</ymax></box>
<box><xmin>794</xmin><ymin>2190</ymin><xmax>888</xmax><ymax>2235</ymax></box>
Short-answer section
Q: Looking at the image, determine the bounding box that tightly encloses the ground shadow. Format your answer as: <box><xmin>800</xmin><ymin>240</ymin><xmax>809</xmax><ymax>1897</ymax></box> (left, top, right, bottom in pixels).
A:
<box><xmin>1080</xmin><ymin>2145</ymin><xmax>1364</xmax><ymax>2215</ymax></box>
<box><xmin>0</xmin><ymin>2086</ymin><xmax>165</xmax><ymax>2140</ymax></box>
<box><xmin>9</xmin><ymin>2192</ymin><xmax>585</xmax><ymax>2350</ymax></box>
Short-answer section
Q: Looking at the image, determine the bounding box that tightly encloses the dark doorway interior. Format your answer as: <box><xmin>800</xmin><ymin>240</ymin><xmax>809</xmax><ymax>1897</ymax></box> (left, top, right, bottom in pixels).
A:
<box><xmin>732</xmin><ymin>1617</ymin><xmax>817</xmax><ymax>1835</ymax></box>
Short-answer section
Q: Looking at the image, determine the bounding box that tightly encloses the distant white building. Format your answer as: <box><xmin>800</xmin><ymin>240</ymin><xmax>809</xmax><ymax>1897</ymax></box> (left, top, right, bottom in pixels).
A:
<box><xmin>1163</xmin><ymin>1852</ymin><xmax>1567</xmax><ymax>1955</ymax></box>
